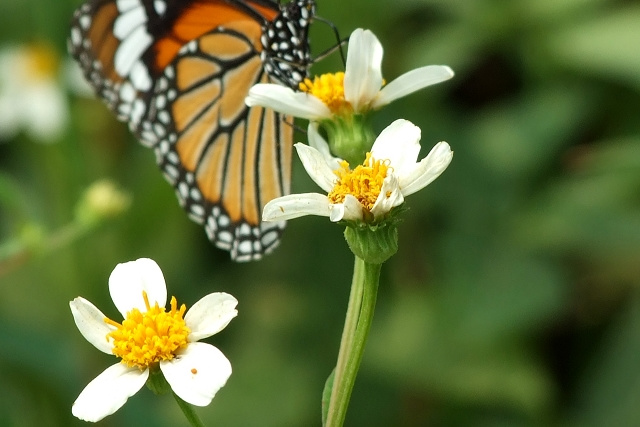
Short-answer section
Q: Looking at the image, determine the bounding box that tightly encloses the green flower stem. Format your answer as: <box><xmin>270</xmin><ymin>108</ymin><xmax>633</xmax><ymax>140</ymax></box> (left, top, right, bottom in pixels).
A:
<box><xmin>172</xmin><ymin>392</ymin><xmax>206</xmax><ymax>427</ymax></box>
<box><xmin>0</xmin><ymin>222</ymin><xmax>85</xmax><ymax>277</ymax></box>
<box><xmin>328</xmin><ymin>257</ymin><xmax>365</xmax><ymax>416</ymax></box>
<box><xmin>326</xmin><ymin>256</ymin><xmax>381</xmax><ymax>427</ymax></box>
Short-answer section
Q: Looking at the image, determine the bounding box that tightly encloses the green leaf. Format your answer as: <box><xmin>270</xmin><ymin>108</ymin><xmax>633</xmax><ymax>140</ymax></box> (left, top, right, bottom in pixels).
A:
<box><xmin>470</xmin><ymin>84</ymin><xmax>595</xmax><ymax>181</ymax></box>
<box><xmin>546</xmin><ymin>6</ymin><xmax>640</xmax><ymax>89</ymax></box>
<box><xmin>367</xmin><ymin>287</ymin><xmax>557</xmax><ymax>418</ymax></box>
<box><xmin>566</xmin><ymin>297</ymin><xmax>640</xmax><ymax>427</ymax></box>
<box><xmin>0</xmin><ymin>173</ymin><xmax>26</xmax><ymax>215</ymax></box>
<box><xmin>513</xmin><ymin>137</ymin><xmax>640</xmax><ymax>260</ymax></box>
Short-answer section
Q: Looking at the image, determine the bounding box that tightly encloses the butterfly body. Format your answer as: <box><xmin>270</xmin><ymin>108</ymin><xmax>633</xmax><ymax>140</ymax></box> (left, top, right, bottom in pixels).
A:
<box><xmin>69</xmin><ymin>0</ymin><xmax>315</xmax><ymax>261</ymax></box>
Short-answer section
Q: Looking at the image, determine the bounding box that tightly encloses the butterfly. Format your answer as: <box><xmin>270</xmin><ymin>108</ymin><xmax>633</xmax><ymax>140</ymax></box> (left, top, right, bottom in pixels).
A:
<box><xmin>68</xmin><ymin>0</ymin><xmax>316</xmax><ymax>261</ymax></box>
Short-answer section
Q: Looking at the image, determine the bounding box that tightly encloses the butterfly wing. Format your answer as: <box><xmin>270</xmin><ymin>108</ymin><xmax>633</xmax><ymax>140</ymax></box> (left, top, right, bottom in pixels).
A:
<box><xmin>139</xmin><ymin>24</ymin><xmax>293</xmax><ymax>261</ymax></box>
<box><xmin>69</xmin><ymin>0</ymin><xmax>307</xmax><ymax>261</ymax></box>
<box><xmin>69</xmin><ymin>0</ymin><xmax>159</xmax><ymax>130</ymax></box>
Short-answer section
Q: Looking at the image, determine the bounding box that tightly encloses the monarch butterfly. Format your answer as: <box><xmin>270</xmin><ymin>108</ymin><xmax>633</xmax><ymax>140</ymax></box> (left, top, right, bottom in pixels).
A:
<box><xmin>68</xmin><ymin>0</ymin><xmax>316</xmax><ymax>261</ymax></box>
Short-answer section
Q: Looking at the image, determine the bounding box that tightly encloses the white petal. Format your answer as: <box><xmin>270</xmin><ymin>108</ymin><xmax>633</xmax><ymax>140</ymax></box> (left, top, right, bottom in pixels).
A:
<box><xmin>161</xmin><ymin>342</ymin><xmax>231</xmax><ymax>407</ymax></box>
<box><xmin>329</xmin><ymin>194</ymin><xmax>363</xmax><ymax>222</ymax></box>
<box><xmin>263</xmin><ymin>193</ymin><xmax>331</xmax><ymax>222</ymax></box>
<box><xmin>307</xmin><ymin>122</ymin><xmax>343</xmax><ymax>170</ymax></box>
<box><xmin>70</xmin><ymin>297</ymin><xmax>115</xmax><ymax>354</ymax></box>
<box><xmin>295</xmin><ymin>142</ymin><xmax>338</xmax><ymax>193</ymax></box>
<box><xmin>185</xmin><ymin>293</ymin><xmax>238</xmax><ymax>342</ymax></box>
<box><xmin>371</xmin><ymin>173</ymin><xmax>404</xmax><ymax>219</ymax></box>
<box><xmin>109</xmin><ymin>258</ymin><xmax>167</xmax><ymax>318</ymax></box>
<box><xmin>344</xmin><ymin>29</ymin><xmax>384</xmax><ymax>112</ymax></box>
<box><xmin>245</xmin><ymin>84</ymin><xmax>331</xmax><ymax>120</ymax></box>
<box><xmin>400</xmin><ymin>141</ymin><xmax>453</xmax><ymax>196</ymax></box>
<box><xmin>372</xmin><ymin>65</ymin><xmax>454</xmax><ymax>109</ymax></box>
<box><xmin>24</xmin><ymin>82</ymin><xmax>68</xmax><ymax>142</ymax></box>
<box><xmin>370</xmin><ymin>119</ymin><xmax>422</xmax><ymax>171</ymax></box>
<box><xmin>72</xmin><ymin>363</ymin><xmax>148</xmax><ymax>422</ymax></box>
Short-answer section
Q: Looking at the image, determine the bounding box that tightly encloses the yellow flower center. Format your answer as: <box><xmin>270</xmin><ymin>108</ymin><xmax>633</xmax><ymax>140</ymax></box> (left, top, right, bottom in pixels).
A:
<box><xmin>105</xmin><ymin>291</ymin><xmax>191</xmax><ymax>370</ymax></box>
<box><xmin>23</xmin><ymin>44</ymin><xmax>59</xmax><ymax>82</ymax></box>
<box><xmin>299</xmin><ymin>72</ymin><xmax>352</xmax><ymax>115</ymax></box>
<box><xmin>328</xmin><ymin>152</ymin><xmax>390</xmax><ymax>210</ymax></box>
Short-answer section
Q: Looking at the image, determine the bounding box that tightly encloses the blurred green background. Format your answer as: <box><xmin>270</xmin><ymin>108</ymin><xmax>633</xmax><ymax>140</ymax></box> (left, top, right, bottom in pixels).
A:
<box><xmin>2</xmin><ymin>0</ymin><xmax>640</xmax><ymax>425</ymax></box>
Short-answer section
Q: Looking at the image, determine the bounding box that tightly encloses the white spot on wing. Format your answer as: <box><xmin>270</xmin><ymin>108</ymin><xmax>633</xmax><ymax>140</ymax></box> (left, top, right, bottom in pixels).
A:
<box><xmin>70</xmin><ymin>28</ymin><xmax>82</xmax><ymax>46</ymax></box>
<box><xmin>129</xmin><ymin>60</ymin><xmax>152</xmax><ymax>91</ymax></box>
<box><xmin>130</xmin><ymin>99</ymin><xmax>146</xmax><ymax>126</ymax></box>
<box><xmin>116</xmin><ymin>0</ymin><xmax>142</xmax><ymax>12</ymax></box>
<box><xmin>190</xmin><ymin>188</ymin><xmax>202</xmax><ymax>201</ymax></box>
<box><xmin>238</xmin><ymin>240</ymin><xmax>253</xmax><ymax>255</ymax></box>
<box><xmin>154</xmin><ymin>0</ymin><xmax>167</xmax><ymax>15</ymax></box>
<box><xmin>119</xmin><ymin>82</ymin><xmax>136</xmax><ymax>102</ymax></box>
<box><xmin>113</xmin><ymin>6</ymin><xmax>147</xmax><ymax>40</ymax></box>
<box><xmin>164</xmin><ymin>164</ymin><xmax>179</xmax><ymax>181</ymax></box>
<box><xmin>79</xmin><ymin>15</ymin><xmax>91</xmax><ymax>30</ymax></box>
<box><xmin>261</xmin><ymin>230</ymin><xmax>279</xmax><ymax>248</ymax></box>
<box><xmin>218</xmin><ymin>231</ymin><xmax>233</xmax><ymax>243</ymax></box>
<box><xmin>166</xmin><ymin>152</ymin><xmax>180</xmax><ymax>165</ymax></box>
<box><xmin>158</xmin><ymin>110</ymin><xmax>171</xmax><ymax>124</ymax></box>
<box><xmin>238</xmin><ymin>224</ymin><xmax>251</xmax><ymax>236</ymax></box>
<box><xmin>114</xmin><ymin>26</ymin><xmax>153</xmax><ymax>78</ymax></box>
<box><xmin>178</xmin><ymin>182</ymin><xmax>189</xmax><ymax>199</ymax></box>
<box><xmin>218</xmin><ymin>215</ymin><xmax>230</xmax><ymax>227</ymax></box>
<box><xmin>191</xmin><ymin>204</ymin><xmax>205</xmax><ymax>217</ymax></box>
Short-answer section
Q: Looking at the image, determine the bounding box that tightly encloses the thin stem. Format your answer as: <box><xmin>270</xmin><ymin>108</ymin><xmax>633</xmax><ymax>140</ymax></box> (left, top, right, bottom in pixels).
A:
<box><xmin>332</xmin><ymin>256</ymin><xmax>365</xmax><ymax>395</ymax></box>
<box><xmin>0</xmin><ymin>222</ymin><xmax>86</xmax><ymax>278</ymax></box>
<box><xmin>172</xmin><ymin>392</ymin><xmax>206</xmax><ymax>427</ymax></box>
<box><xmin>326</xmin><ymin>257</ymin><xmax>381</xmax><ymax>427</ymax></box>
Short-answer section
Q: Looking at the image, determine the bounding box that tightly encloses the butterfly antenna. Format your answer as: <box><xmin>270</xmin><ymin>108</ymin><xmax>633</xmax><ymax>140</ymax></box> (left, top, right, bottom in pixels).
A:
<box><xmin>313</xmin><ymin>16</ymin><xmax>347</xmax><ymax>66</ymax></box>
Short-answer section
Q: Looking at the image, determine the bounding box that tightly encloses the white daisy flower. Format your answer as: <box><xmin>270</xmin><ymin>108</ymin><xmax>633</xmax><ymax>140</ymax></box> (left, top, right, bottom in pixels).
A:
<box><xmin>262</xmin><ymin>119</ymin><xmax>453</xmax><ymax>224</ymax></box>
<box><xmin>0</xmin><ymin>44</ymin><xmax>69</xmax><ymax>142</ymax></box>
<box><xmin>70</xmin><ymin>258</ymin><xmax>237</xmax><ymax>422</ymax></box>
<box><xmin>245</xmin><ymin>28</ymin><xmax>454</xmax><ymax>120</ymax></box>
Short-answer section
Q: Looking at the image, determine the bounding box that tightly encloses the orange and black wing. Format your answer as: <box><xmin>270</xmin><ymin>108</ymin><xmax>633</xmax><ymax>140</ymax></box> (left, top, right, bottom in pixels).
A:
<box><xmin>139</xmin><ymin>24</ymin><xmax>294</xmax><ymax>261</ymax></box>
<box><xmin>69</xmin><ymin>0</ymin><xmax>313</xmax><ymax>261</ymax></box>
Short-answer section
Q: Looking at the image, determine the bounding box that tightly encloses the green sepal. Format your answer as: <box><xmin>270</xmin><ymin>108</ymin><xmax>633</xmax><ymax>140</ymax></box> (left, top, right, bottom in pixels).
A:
<box><xmin>344</xmin><ymin>221</ymin><xmax>398</xmax><ymax>264</ymax></box>
<box><xmin>146</xmin><ymin>365</ymin><xmax>171</xmax><ymax>395</ymax></box>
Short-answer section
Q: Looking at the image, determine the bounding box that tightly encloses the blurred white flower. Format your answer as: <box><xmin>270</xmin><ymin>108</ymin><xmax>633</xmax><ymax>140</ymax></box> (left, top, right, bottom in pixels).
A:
<box><xmin>246</xmin><ymin>28</ymin><xmax>454</xmax><ymax>120</ymax></box>
<box><xmin>0</xmin><ymin>44</ymin><xmax>69</xmax><ymax>142</ymax></box>
<box><xmin>262</xmin><ymin>119</ymin><xmax>453</xmax><ymax>224</ymax></box>
<box><xmin>70</xmin><ymin>258</ymin><xmax>237</xmax><ymax>422</ymax></box>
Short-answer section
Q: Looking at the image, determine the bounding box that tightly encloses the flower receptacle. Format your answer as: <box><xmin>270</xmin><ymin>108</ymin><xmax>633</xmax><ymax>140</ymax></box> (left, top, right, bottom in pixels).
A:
<box><xmin>344</xmin><ymin>222</ymin><xmax>398</xmax><ymax>265</ymax></box>
<box><xmin>322</xmin><ymin>115</ymin><xmax>375</xmax><ymax>166</ymax></box>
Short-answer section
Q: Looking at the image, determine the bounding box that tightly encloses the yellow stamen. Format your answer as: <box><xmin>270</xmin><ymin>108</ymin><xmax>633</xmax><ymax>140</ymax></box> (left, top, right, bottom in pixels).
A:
<box><xmin>105</xmin><ymin>291</ymin><xmax>191</xmax><ymax>370</ymax></box>
<box><xmin>328</xmin><ymin>152</ymin><xmax>390</xmax><ymax>210</ymax></box>
<box><xmin>299</xmin><ymin>72</ymin><xmax>352</xmax><ymax>115</ymax></box>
